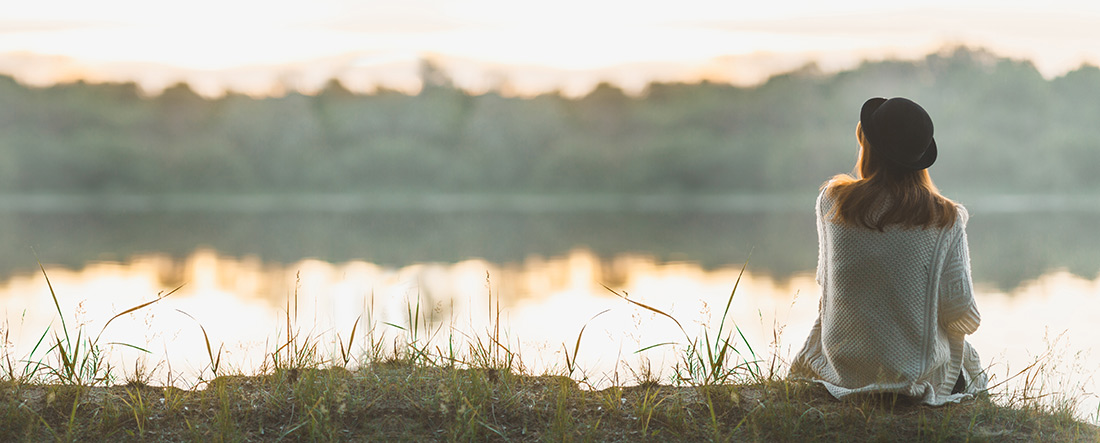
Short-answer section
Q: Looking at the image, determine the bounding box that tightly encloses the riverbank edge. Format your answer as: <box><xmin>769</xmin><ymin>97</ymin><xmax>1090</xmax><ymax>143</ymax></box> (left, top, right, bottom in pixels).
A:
<box><xmin>3</xmin><ymin>364</ymin><xmax>1097</xmax><ymax>442</ymax></box>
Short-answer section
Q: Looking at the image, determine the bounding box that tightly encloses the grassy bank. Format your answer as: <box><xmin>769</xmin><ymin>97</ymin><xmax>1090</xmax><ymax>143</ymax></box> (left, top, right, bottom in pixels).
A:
<box><xmin>3</xmin><ymin>364</ymin><xmax>1098</xmax><ymax>441</ymax></box>
<box><xmin>2</xmin><ymin>267</ymin><xmax>1098</xmax><ymax>441</ymax></box>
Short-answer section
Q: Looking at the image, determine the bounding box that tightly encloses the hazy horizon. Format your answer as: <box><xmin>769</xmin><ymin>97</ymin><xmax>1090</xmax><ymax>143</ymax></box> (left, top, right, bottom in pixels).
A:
<box><xmin>4</xmin><ymin>1</ymin><xmax>1100</xmax><ymax>97</ymax></box>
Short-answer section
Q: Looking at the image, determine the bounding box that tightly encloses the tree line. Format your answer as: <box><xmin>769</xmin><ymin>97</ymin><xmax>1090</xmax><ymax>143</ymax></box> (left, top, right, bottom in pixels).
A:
<box><xmin>1</xmin><ymin>46</ymin><xmax>1098</xmax><ymax>195</ymax></box>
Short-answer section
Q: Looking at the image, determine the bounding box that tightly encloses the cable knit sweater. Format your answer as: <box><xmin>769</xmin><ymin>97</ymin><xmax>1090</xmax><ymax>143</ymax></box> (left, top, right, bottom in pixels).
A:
<box><xmin>790</xmin><ymin>186</ymin><xmax>987</xmax><ymax>405</ymax></box>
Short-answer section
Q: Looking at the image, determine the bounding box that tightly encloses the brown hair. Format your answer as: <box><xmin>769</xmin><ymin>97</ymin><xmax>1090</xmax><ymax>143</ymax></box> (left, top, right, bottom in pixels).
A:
<box><xmin>826</xmin><ymin>122</ymin><xmax>958</xmax><ymax>231</ymax></box>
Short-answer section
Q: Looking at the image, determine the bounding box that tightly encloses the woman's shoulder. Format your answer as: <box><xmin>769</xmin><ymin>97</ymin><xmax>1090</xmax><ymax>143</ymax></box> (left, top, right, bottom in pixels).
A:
<box><xmin>952</xmin><ymin>202</ymin><xmax>969</xmax><ymax>229</ymax></box>
<box><xmin>817</xmin><ymin>184</ymin><xmax>837</xmax><ymax>214</ymax></box>
<box><xmin>946</xmin><ymin>198</ymin><xmax>972</xmax><ymax>230</ymax></box>
<box><xmin>818</xmin><ymin>178</ymin><xmax>847</xmax><ymax>202</ymax></box>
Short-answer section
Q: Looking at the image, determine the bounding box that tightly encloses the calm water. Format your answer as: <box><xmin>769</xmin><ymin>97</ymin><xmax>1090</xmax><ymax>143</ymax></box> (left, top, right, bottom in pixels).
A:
<box><xmin>1</xmin><ymin>197</ymin><xmax>1098</xmax><ymax>422</ymax></box>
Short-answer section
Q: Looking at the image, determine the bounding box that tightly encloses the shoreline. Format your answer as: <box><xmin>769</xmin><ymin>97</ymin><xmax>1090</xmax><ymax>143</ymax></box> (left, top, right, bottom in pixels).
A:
<box><xmin>4</xmin><ymin>364</ymin><xmax>1097</xmax><ymax>441</ymax></box>
<box><xmin>0</xmin><ymin>192</ymin><xmax>1097</xmax><ymax>214</ymax></box>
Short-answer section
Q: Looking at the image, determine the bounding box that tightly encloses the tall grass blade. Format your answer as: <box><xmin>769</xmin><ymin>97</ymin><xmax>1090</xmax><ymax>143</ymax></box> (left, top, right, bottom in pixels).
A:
<box><xmin>105</xmin><ymin>342</ymin><xmax>152</xmax><ymax>354</ymax></box>
<box><xmin>339</xmin><ymin>315</ymin><xmax>362</xmax><ymax>366</ymax></box>
<box><xmin>94</xmin><ymin>284</ymin><xmax>182</xmax><ymax>345</ymax></box>
<box><xmin>634</xmin><ymin>342</ymin><xmax>677</xmax><ymax>354</ymax></box>
<box><xmin>382</xmin><ymin>322</ymin><xmax>407</xmax><ymax>331</ymax></box>
<box><xmin>601</xmin><ymin>283</ymin><xmax>690</xmax><ymax>342</ymax></box>
<box><xmin>734</xmin><ymin>325</ymin><xmax>762</xmax><ymax>377</ymax></box>
<box><xmin>19</xmin><ymin>326</ymin><xmax>51</xmax><ymax>379</ymax></box>
<box><xmin>36</xmin><ymin>257</ymin><xmax>69</xmax><ymax>344</ymax></box>
<box><xmin>565</xmin><ymin>309</ymin><xmax>610</xmax><ymax>373</ymax></box>
<box><xmin>54</xmin><ymin>334</ymin><xmax>72</xmax><ymax>381</ymax></box>
<box><xmin>715</xmin><ymin>253</ymin><xmax>750</xmax><ymax>343</ymax></box>
<box><xmin>176</xmin><ymin>309</ymin><xmax>223</xmax><ymax>377</ymax></box>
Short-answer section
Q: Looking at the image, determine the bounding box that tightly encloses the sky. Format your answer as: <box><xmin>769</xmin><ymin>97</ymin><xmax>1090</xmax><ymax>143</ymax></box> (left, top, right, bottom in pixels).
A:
<box><xmin>2</xmin><ymin>0</ymin><xmax>1100</xmax><ymax>96</ymax></box>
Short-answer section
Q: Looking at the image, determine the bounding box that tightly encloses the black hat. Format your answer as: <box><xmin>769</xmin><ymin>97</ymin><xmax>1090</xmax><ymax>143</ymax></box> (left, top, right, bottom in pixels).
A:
<box><xmin>859</xmin><ymin>97</ymin><xmax>937</xmax><ymax>170</ymax></box>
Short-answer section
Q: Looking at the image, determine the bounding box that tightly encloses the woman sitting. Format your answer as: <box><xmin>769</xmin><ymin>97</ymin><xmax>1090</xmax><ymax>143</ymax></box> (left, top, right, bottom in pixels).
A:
<box><xmin>790</xmin><ymin>97</ymin><xmax>987</xmax><ymax>405</ymax></box>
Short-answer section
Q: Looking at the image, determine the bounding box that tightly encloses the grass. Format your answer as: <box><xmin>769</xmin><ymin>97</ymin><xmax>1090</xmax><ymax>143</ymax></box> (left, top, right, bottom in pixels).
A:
<box><xmin>1</xmin><ymin>267</ymin><xmax>1098</xmax><ymax>441</ymax></box>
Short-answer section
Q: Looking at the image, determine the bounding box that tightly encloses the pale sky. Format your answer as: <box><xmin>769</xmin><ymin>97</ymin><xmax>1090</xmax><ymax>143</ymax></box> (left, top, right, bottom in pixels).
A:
<box><xmin>2</xmin><ymin>0</ymin><xmax>1100</xmax><ymax>96</ymax></box>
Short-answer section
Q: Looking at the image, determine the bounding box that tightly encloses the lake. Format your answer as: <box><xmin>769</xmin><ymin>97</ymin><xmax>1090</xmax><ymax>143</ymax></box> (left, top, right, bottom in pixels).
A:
<box><xmin>1</xmin><ymin>193</ymin><xmax>1098</xmax><ymax>422</ymax></box>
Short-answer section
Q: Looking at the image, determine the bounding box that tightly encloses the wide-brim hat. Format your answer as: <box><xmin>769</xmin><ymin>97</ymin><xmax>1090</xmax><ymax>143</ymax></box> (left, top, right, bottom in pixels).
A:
<box><xmin>859</xmin><ymin>97</ymin><xmax>937</xmax><ymax>170</ymax></box>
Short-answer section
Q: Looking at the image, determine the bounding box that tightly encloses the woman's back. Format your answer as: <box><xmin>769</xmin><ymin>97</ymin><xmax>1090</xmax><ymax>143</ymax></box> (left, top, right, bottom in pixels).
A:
<box><xmin>790</xmin><ymin>97</ymin><xmax>986</xmax><ymax>405</ymax></box>
<box><xmin>813</xmin><ymin>189</ymin><xmax>966</xmax><ymax>389</ymax></box>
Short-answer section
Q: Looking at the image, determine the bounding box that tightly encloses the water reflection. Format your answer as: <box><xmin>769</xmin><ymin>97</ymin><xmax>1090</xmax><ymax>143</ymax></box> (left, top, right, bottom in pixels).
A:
<box><xmin>1</xmin><ymin>249</ymin><xmax>1097</xmax><ymax>422</ymax></box>
<box><xmin>9</xmin><ymin>207</ymin><xmax>1100</xmax><ymax>291</ymax></box>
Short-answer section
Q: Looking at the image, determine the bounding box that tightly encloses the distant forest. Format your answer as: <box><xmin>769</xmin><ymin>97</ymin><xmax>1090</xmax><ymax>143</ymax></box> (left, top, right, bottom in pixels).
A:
<box><xmin>2</xmin><ymin>46</ymin><xmax>1099</xmax><ymax>195</ymax></box>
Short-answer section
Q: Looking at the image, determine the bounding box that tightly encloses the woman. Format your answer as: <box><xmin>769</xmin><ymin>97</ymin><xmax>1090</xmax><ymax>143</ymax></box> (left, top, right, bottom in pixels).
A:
<box><xmin>790</xmin><ymin>97</ymin><xmax>987</xmax><ymax>405</ymax></box>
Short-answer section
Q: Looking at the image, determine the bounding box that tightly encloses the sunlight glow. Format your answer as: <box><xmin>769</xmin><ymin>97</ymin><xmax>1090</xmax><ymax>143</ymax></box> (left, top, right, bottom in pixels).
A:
<box><xmin>2</xmin><ymin>250</ymin><xmax>1096</xmax><ymax>421</ymax></box>
<box><xmin>4</xmin><ymin>1</ymin><xmax>1100</xmax><ymax>95</ymax></box>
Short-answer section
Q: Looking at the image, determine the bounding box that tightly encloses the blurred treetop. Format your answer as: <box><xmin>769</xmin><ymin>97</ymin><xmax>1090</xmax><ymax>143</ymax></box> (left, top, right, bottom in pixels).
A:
<box><xmin>1</xmin><ymin>46</ymin><xmax>1098</xmax><ymax>195</ymax></box>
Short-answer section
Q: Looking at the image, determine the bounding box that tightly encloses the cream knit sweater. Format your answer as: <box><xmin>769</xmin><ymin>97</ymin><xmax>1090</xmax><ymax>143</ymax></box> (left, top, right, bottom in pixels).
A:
<box><xmin>790</xmin><ymin>187</ymin><xmax>987</xmax><ymax>405</ymax></box>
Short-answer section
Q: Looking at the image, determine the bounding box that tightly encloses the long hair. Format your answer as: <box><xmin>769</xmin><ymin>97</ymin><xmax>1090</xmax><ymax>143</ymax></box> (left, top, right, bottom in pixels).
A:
<box><xmin>826</xmin><ymin>122</ymin><xmax>958</xmax><ymax>231</ymax></box>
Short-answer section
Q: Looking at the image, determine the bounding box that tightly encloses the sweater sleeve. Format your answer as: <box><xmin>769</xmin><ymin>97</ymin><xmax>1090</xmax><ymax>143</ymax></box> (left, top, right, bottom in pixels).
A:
<box><xmin>815</xmin><ymin>189</ymin><xmax>829</xmax><ymax>286</ymax></box>
<box><xmin>938</xmin><ymin>207</ymin><xmax>981</xmax><ymax>335</ymax></box>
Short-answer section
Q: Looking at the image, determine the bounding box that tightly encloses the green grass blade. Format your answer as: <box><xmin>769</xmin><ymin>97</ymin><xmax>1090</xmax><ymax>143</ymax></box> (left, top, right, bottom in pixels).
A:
<box><xmin>734</xmin><ymin>325</ymin><xmax>760</xmax><ymax>377</ymax></box>
<box><xmin>716</xmin><ymin>252</ymin><xmax>751</xmax><ymax>344</ymax></box>
<box><xmin>382</xmin><ymin>320</ymin><xmax>409</xmax><ymax>331</ymax></box>
<box><xmin>105</xmin><ymin>342</ymin><xmax>152</xmax><ymax>354</ymax></box>
<box><xmin>20</xmin><ymin>325</ymin><xmax>51</xmax><ymax>378</ymax></box>
<box><xmin>635</xmin><ymin>342</ymin><xmax>677</xmax><ymax>354</ymax></box>
<box><xmin>35</xmin><ymin>256</ymin><xmax>69</xmax><ymax>344</ymax></box>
